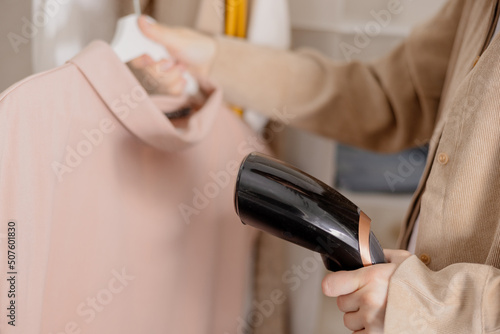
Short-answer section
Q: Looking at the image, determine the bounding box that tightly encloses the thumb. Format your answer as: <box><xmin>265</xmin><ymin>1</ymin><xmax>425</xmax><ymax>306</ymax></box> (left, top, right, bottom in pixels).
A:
<box><xmin>138</xmin><ymin>16</ymin><xmax>182</xmax><ymax>54</ymax></box>
<box><xmin>137</xmin><ymin>16</ymin><xmax>217</xmax><ymax>79</ymax></box>
<box><xmin>322</xmin><ymin>270</ymin><xmax>365</xmax><ymax>297</ymax></box>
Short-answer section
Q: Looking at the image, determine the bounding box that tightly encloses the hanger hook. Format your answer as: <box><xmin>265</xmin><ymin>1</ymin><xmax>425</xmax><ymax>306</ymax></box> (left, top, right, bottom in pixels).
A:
<box><xmin>133</xmin><ymin>0</ymin><xmax>141</xmax><ymax>15</ymax></box>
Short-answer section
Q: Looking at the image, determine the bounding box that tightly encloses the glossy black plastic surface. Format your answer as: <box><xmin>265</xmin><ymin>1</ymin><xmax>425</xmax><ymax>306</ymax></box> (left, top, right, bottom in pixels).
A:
<box><xmin>235</xmin><ymin>152</ymin><xmax>386</xmax><ymax>272</ymax></box>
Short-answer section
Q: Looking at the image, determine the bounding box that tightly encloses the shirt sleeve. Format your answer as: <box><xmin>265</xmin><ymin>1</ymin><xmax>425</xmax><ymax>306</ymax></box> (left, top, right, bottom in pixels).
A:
<box><xmin>385</xmin><ymin>256</ymin><xmax>500</xmax><ymax>333</ymax></box>
<box><xmin>208</xmin><ymin>0</ymin><xmax>465</xmax><ymax>153</ymax></box>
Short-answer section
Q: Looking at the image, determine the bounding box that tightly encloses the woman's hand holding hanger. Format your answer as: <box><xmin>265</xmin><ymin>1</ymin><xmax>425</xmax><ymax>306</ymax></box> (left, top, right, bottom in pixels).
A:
<box><xmin>137</xmin><ymin>16</ymin><xmax>217</xmax><ymax>81</ymax></box>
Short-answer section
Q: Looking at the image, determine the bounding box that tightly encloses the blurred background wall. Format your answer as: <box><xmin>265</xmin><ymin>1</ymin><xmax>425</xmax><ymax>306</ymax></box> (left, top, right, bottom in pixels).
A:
<box><xmin>0</xmin><ymin>1</ymin><xmax>33</xmax><ymax>92</ymax></box>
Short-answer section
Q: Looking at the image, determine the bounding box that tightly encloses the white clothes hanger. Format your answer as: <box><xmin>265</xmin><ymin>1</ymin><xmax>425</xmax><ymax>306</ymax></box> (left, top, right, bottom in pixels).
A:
<box><xmin>111</xmin><ymin>0</ymin><xmax>199</xmax><ymax>95</ymax></box>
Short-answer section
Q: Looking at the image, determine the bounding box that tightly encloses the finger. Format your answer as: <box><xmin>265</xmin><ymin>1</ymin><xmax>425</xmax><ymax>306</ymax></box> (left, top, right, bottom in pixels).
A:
<box><xmin>322</xmin><ymin>269</ymin><xmax>368</xmax><ymax>297</ymax></box>
<box><xmin>155</xmin><ymin>67</ymin><xmax>186</xmax><ymax>95</ymax></box>
<box><xmin>128</xmin><ymin>54</ymin><xmax>155</xmax><ymax>69</ymax></box>
<box><xmin>160</xmin><ymin>65</ymin><xmax>185</xmax><ymax>85</ymax></box>
<box><xmin>142</xmin><ymin>60</ymin><xmax>177</xmax><ymax>81</ymax></box>
<box><xmin>343</xmin><ymin>311</ymin><xmax>365</xmax><ymax>332</ymax></box>
<box><xmin>162</xmin><ymin>64</ymin><xmax>186</xmax><ymax>77</ymax></box>
<box><xmin>154</xmin><ymin>59</ymin><xmax>175</xmax><ymax>73</ymax></box>
<box><xmin>337</xmin><ymin>293</ymin><xmax>360</xmax><ymax>313</ymax></box>
<box><xmin>167</xmin><ymin>79</ymin><xmax>187</xmax><ymax>96</ymax></box>
<box><xmin>139</xmin><ymin>54</ymin><xmax>155</xmax><ymax>67</ymax></box>
<box><xmin>152</xmin><ymin>60</ymin><xmax>180</xmax><ymax>82</ymax></box>
<box><xmin>127</xmin><ymin>55</ymin><xmax>143</xmax><ymax>69</ymax></box>
<box><xmin>383</xmin><ymin>249</ymin><xmax>412</xmax><ymax>265</ymax></box>
<box><xmin>138</xmin><ymin>16</ymin><xmax>182</xmax><ymax>53</ymax></box>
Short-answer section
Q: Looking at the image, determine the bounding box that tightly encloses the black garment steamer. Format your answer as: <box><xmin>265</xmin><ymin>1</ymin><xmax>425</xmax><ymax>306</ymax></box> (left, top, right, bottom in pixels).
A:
<box><xmin>234</xmin><ymin>152</ymin><xmax>386</xmax><ymax>272</ymax></box>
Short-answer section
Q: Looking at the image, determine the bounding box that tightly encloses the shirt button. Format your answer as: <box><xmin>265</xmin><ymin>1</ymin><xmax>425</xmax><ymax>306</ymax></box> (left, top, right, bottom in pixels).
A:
<box><xmin>438</xmin><ymin>153</ymin><xmax>449</xmax><ymax>165</ymax></box>
<box><xmin>420</xmin><ymin>254</ymin><xmax>431</xmax><ymax>265</ymax></box>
